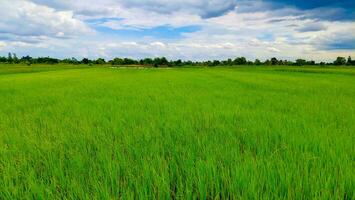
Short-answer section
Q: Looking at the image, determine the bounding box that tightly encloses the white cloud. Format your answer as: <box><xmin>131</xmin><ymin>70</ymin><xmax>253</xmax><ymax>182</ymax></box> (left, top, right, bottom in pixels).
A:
<box><xmin>267</xmin><ymin>47</ymin><xmax>281</xmax><ymax>53</ymax></box>
<box><xmin>32</xmin><ymin>0</ymin><xmax>238</xmax><ymax>18</ymax></box>
<box><xmin>0</xmin><ymin>0</ymin><xmax>93</xmax><ymax>41</ymax></box>
<box><xmin>0</xmin><ymin>0</ymin><xmax>354</xmax><ymax>61</ymax></box>
<box><xmin>118</xmin><ymin>0</ymin><xmax>237</xmax><ymax>18</ymax></box>
<box><xmin>0</xmin><ymin>41</ymin><xmax>6</xmax><ymax>50</ymax></box>
<box><xmin>150</xmin><ymin>42</ymin><xmax>166</xmax><ymax>48</ymax></box>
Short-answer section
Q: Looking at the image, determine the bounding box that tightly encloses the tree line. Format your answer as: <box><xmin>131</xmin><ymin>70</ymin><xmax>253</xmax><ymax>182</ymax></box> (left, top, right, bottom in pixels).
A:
<box><xmin>0</xmin><ymin>53</ymin><xmax>354</xmax><ymax>67</ymax></box>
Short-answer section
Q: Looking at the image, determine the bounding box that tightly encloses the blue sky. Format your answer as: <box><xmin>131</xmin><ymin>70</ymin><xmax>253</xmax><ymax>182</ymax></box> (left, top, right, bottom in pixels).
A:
<box><xmin>0</xmin><ymin>0</ymin><xmax>354</xmax><ymax>61</ymax></box>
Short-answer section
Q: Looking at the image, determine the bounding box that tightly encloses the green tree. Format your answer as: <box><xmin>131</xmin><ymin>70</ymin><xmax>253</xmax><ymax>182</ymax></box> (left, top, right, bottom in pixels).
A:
<box><xmin>153</xmin><ymin>57</ymin><xmax>169</xmax><ymax>67</ymax></box>
<box><xmin>21</xmin><ymin>55</ymin><xmax>33</xmax><ymax>65</ymax></box>
<box><xmin>334</xmin><ymin>57</ymin><xmax>346</xmax><ymax>65</ymax></box>
<box><xmin>264</xmin><ymin>59</ymin><xmax>271</xmax><ymax>65</ymax></box>
<box><xmin>7</xmin><ymin>52</ymin><xmax>13</xmax><ymax>63</ymax></box>
<box><xmin>143</xmin><ymin>58</ymin><xmax>153</xmax><ymax>65</ymax></box>
<box><xmin>173</xmin><ymin>59</ymin><xmax>183</xmax><ymax>66</ymax></box>
<box><xmin>226</xmin><ymin>58</ymin><xmax>232</xmax><ymax>65</ymax></box>
<box><xmin>123</xmin><ymin>58</ymin><xmax>137</xmax><ymax>65</ymax></box>
<box><xmin>271</xmin><ymin>57</ymin><xmax>278</xmax><ymax>65</ymax></box>
<box><xmin>0</xmin><ymin>56</ymin><xmax>7</xmax><ymax>63</ymax></box>
<box><xmin>212</xmin><ymin>60</ymin><xmax>220</xmax><ymax>66</ymax></box>
<box><xmin>95</xmin><ymin>58</ymin><xmax>106</xmax><ymax>65</ymax></box>
<box><xmin>306</xmin><ymin>60</ymin><xmax>316</xmax><ymax>65</ymax></box>
<box><xmin>233</xmin><ymin>57</ymin><xmax>247</xmax><ymax>65</ymax></box>
<box><xmin>254</xmin><ymin>59</ymin><xmax>261</xmax><ymax>65</ymax></box>
<box><xmin>13</xmin><ymin>53</ymin><xmax>19</xmax><ymax>63</ymax></box>
<box><xmin>111</xmin><ymin>58</ymin><xmax>124</xmax><ymax>65</ymax></box>
<box><xmin>81</xmin><ymin>58</ymin><xmax>90</xmax><ymax>64</ymax></box>
<box><xmin>347</xmin><ymin>56</ymin><xmax>354</xmax><ymax>66</ymax></box>
<box><xmin>295</xmin><ymin>59</ymin><xmax>306</xmax><ymax>66</ymax></box>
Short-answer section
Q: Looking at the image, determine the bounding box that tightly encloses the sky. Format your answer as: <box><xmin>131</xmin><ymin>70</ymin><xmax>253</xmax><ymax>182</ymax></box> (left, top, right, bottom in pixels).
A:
<box><xmin>0</xmin><ymin>0</ymin><xmax>354</xmax><ymax>61</ymax></box>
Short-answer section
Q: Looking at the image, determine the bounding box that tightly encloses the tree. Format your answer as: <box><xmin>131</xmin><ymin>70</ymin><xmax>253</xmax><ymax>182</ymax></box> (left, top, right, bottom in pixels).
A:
<box><xmin>306</xmin><ymin>60</ymin><xmax>316</xmax><ymax>65</ymax></box>
<box><xmin>334</xmin><ymin>57</ymin><xmax>346</xmax><ymax>65</ymax></box>
<box><xmin>21</xmin><ymin>55</ymin><xmax>33</xmax><ymax>65</ymax></box>
<box><xmin>282</xmin><ymin>60</ymin><xmax>290</xmax><ymax>65</ymax></box>
<box><xmin>212</xmin><ymin>60</ymin><xmax>220</xmax><ymax>66</ymax></box>
<box><xmin>173</xmin><ymin>59</ymin><xmax>183</xmax><ymax>67</ymax></box>
<box><xmin>111</xmin><ymin>58</ymin><xmax>124</xmax><ymax>65</ymax></box>
<box><xmin>264</xmin><ymin>59</ymin><xmax>271</xmax><ymax>65</ymax></box>
<box><xmin>233</xmin><ymin>57</ymin><xmax>247</xmax><ymax>65</ymax></box>
<box><xmin>254</xmin><ymin>59</ymin><xmax>261</xmax><ymax>65</ymax></box>
<box><xmin>226</xmin><ymin>58</ymin><xmax>232</xmax><ymax>65</ymax></box>
<box><xmin>271</xmin><ymin>57</ymin><xmax>278</xmax><ymax>65</ymax></box>
<box><xmin>13</xmin><ymin>53</ymin><xmax>19</xmax><ymax>63</ymax></box>
<box><xmin>160</xmin><ymin>57</ymin><xmax>169</xmax><ymax>66</ymax></box>
<box><xmin>0</xmin><ymin>56</ymin><xmax>7</xmax><ymax>63</ymax></box>
<box><xmin>36</xmin><ymin>57</ymin><xmax>59</xmax><ymax>64</ymax></box>
<box><xmin>140</xmin><ymin>58</ymin><xmax>153</xmax><ymax>65</ymax></box>
<box><xmin>185</xmin><ymin>60</ymin><xmax>193</xmax><ymax>66</ymax></box>
<box><xmin>7</xmin><ymin>52</ymin><xmax>13</xmax><ymax>63</ymax></box>
<box><xmin>347</xmin><ymin>56</ymin><xmax>354</xmax><ymax>66</ymax></box>
<box><xmin>2</xmin><ymin>54</ymin><xmax>354</xmax><ymax>67</ymax></box>
<box><xmin>71</xmin><ymin>57</ymin><xmax>79</xmax><ymax>64</ymax></box>
<box><xmin>122</xmin><ymin>58</ymin><xmax>136</xmax><ymax>65</ymax></box>
<box><xmin>61</xmin><ymin>57</ymin><xmax>79</xmax><ymax>64</ymax></box>
<box><xmin>95</xmin><ymin>58</ymin><xmax>106</xmax><ymax>65</ymax></box>
<box><xmin>295</xmin><ymin>59</ymin><xmax>306</xmax><ymax>66</ymax></box>
<box><xmin>81</xmin><ymin>58</ymin><xmax>90</xmax><ymax>64</ymax></box>
<box><xmin>153</xmin><ymin>57</ymin><xmax>169</xmax><ymax>67</ymax></box>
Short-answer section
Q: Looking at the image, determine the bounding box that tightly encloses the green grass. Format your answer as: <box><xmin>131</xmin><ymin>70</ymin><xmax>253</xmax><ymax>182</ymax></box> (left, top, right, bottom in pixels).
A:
<box><xmin>0</xmin><ymin>64</ymin><xmax>354</xmax><ymax>199</ymax></box>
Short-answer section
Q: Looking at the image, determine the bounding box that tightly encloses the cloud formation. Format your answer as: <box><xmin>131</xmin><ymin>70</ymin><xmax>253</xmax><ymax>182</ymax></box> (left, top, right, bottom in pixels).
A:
<box><xmin>0</xmin><ymin>1</ymin><xmax>92</xmax><ymax>39</ymax></box>
<box><xmin>0</xmin><ymin>0</ymin><xmax>354</xmax><ymax>61</ymax></box>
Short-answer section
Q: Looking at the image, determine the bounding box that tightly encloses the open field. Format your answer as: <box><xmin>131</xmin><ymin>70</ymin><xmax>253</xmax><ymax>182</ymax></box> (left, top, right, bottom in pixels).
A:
<box><xmin>0</xmin><ymin>65</ymin><xmax>354</xmax><ymax>199</ymax></box>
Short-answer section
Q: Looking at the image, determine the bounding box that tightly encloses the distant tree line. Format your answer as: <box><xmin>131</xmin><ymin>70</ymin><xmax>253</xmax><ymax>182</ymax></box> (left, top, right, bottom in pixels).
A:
<box><xmin>0</xmin><ymin>53</ymin><xmax>354</xmax><ymax>67</ymax></box>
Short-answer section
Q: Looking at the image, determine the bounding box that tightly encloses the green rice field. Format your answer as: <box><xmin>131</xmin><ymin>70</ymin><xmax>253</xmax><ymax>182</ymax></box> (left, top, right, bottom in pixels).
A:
<box><xmin>0</xmin><ymin>65</ymin><xmax>354</xmax><ymax>199</ymax></box>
